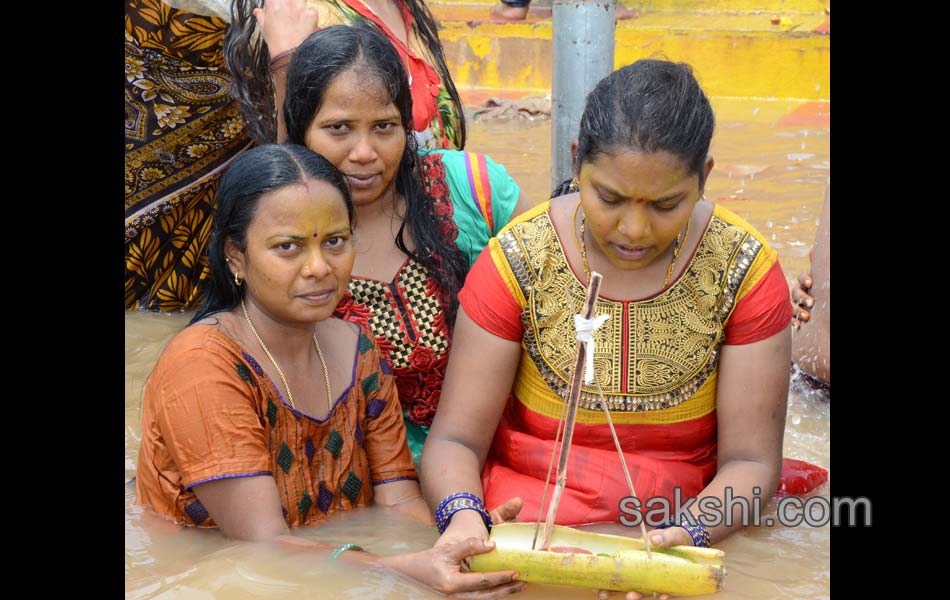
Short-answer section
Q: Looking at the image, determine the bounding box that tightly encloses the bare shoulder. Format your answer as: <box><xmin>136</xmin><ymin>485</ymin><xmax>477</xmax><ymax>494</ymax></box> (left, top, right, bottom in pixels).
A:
<box><xmin>317</xmin><ymin>317</ymin><xmax>362</xmax><ymax>367</ymax></box>
<box><xmin>694</xmin><ymin>198</ymin><xmax>715</xmax><ymax>224</ymax></box>
<box><xmin>320</xmin><ymin>316</ymin><xmax>361</xmax><ymax>339</ymax></box>
<box><xmin>191</xmin><ymin>315</ymin><xmax>220</xmax><ymax>327</ymax></box>
<box><xmin>548</xmin><ymin>192</ymin><xmax>579</xmax><ymax>230</ymax></box>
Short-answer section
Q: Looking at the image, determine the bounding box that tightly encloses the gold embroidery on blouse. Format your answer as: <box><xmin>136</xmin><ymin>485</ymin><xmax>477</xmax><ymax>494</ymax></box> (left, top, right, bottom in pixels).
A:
<box><xmin>498</xmin><ymin>212</ymin><xmax>762</xmax><ymax>412</ymax></box>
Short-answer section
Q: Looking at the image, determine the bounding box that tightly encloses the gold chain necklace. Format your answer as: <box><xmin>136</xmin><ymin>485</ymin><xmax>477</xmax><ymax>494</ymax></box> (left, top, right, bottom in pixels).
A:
<box><xmin>241</xmin><ymin>299</ymin><xmax>332</xmax><ymax>412</ymax></box>
<box><xmin>572</xmin><ymin>198</ymin><xmax>691</xmax><ymax>287</ymax></box>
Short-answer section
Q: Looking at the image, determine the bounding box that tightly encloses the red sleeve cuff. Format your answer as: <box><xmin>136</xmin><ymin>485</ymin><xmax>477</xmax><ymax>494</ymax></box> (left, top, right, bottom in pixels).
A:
<box><xmin>724</xmin><ymin>261</ymin><xmax>793</xmax><ymax>345</ymax></box>
<box><xmin>458</xmin><ymin>247</ymin><xmax>523</xmax><ymax>341</ymax></box>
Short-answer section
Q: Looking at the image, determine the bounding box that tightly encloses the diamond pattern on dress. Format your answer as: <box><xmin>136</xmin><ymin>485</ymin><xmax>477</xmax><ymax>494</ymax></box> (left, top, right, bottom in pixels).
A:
<box><xmin>276</xmin><ymin>441</ymin><xmax>294</xmax><ymax>473</ymax></box>
<box><xmin>298</xmin><ymin>491</ymin><xmax>313</xmax><ymax>520</ymax></box>
<box><xmin>234</xmin><ymin>362</ymin><xmax>252</xmax><ymax>382</ymax></box>
<box><xmin>358</xmin><ymin>332</ymin><xmax>373</xmax><ymax>354</ymax></box>
<box><xmin>361</xmin><ymin>372</ymin><xmax>380</xmax><ymax>396</ymax></box>
<box><xmin>184</xmin><ymin>499</ymin><xmax>209</xmax><ymax>524</ymax></box>
<box><xmin>366</xmin><ymin>399</ymin><xmax>386</xmax><ymax>419</ymax></box>
<box><xmin>341</xmin><ymin>472</ymin><xmax>363</xmax><ymax>503</ymax></box>
<box><xmin>317</xmin><ymin>482</ymin><xmax>334</xmax><ymax>513</ymax></box>
<box><xmin>305</xmin><ymin>437</ymin><xmax>316</xmax><ymax>464</ymax></box>
<box><xmin>243</xmin><ymin>353</ymin><xmax>264</xmax><ymax>376</ymax></box>
<box><xmin>325</xmin><ymin>429</ymin><xmax>344</xmax><ymax>459</ymax></box>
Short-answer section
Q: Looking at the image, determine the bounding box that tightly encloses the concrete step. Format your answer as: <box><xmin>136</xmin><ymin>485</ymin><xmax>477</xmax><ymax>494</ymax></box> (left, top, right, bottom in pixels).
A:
<box><xmin>429</xmin><ymin>2</ymin><xmax>830</xmax><ymax>103</ymax></box>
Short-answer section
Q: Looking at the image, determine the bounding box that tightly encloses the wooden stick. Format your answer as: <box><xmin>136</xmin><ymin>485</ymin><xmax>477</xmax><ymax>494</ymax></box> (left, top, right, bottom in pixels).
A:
<box><xmin>538</xmin><ymin>271</ymin><xmax>603</xmax><ymax>550</ymax></box>
<box><xmin>531</xmin><ymin>393</ymin><xmax>567</xmax><ymax>550</ymax></box>
<box><xmin>531</xmin><ymin>288</ymin><xmax>580</xmax><ymax>550</ymax></box>
<box><xmin>593</xmin><ymin>379</ymin><xmax>653</xmax><ymax>559</ymax></box>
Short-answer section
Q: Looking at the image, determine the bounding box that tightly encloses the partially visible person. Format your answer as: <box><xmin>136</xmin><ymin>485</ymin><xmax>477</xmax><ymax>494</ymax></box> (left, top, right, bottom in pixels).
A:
<box><xmin>489</xmin><ymin>0</ymin><xmax>639</xmax><ymax>21</ymax></box>
<box><xmin>226</xmin><ymin>0</ymin><xmax>466</xmax><ymax>150</ymax></box>
<box><xmin>135</xmin><ymin>143</ymin><xmax>525</xmax><ymax>598</ymax></box>
<box><xmin>126</xmin><ymin>0</ymin><xmax>468</xmax><ymax>312</ymax></box>
<box><xmin>279</xmin><ymin>23</ymin><xmax>533</xmax><ymax>463</ymax></box>
<box><xmin>789</xmin><ymin>226</ymin><xmax>821</xmax><ymax>328</ymax></box>
<box><xmin>488</xmin><ymin>0</ymin><xmax>538</xmax><ymax>20</ymax></box>
<box><xmin>790</xmin><ymin>181</ymin><xmax>829</xmax><ymax>397</ymax></box>
<box><xmin>790</xmin><ymin>269</ymin><xmax>814</xmax><ymax>327</ymax></box>
<box><xmin>422</xmin><ymin>60</ymin><xmax>819</xmax><ymax>588</ymax></box>
<box><xmin>126</xmin><ymin>0</ymin><xmax>253</xmax><ymax>311</ymax></box>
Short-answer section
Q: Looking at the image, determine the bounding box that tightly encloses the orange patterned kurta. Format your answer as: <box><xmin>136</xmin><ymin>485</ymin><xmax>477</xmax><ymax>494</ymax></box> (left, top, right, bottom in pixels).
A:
<box><xmin>136</xmin><ymin>323</ymin><xmax>416</xmax><ymax>527</ymax></box>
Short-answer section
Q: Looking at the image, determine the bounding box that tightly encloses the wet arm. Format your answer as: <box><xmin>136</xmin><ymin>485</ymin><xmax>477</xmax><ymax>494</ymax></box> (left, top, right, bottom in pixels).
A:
<box><xmin>193</xmin><ymin>475</ymin><xmax>300</xmax><ymax>541</ymax></box>
<box><xmin>193</xmin><ymin>473</ymin><xmax>523</xmax><ymax>595</ymax></box>
<box><xmin>193</xmin><ymin>476</ymin><xmax>368</xmax><ymax>557</ymax></box>
<box><xmin>373</xmin><ymin>479</ymin><xmax>434</xmax><ymax>525</ymax></box>
<box><xmin>651</xmin><ymin>328</ymin><xmax>790</xmax><ymax>547</ymax></box>
<box><xmin>792</xmin><ymin>184</ymin><xmax>830</xmax><ymax>381</ymax></box>
<box><xmin>420</xmin><ymin>307</ymin><xmax>522</xmax><ymax>544</ymax></box>
<box><xmin>363</xmin><ymin>334</ymin><xmax>433</xmax><ymax>524</ymax></box>
<box><xmin>254</xmin><ymin>0</ymin><xmax>319</xmax><ymax>143</ymax></box>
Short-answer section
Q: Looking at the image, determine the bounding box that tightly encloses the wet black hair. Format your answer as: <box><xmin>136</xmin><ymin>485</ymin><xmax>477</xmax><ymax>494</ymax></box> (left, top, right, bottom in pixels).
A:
<box><xmin>551</xmin><ymin>58</ymin><xmax>715</xmax><ymax>197</ymax></box>
<box><xmin>224</xmin><ymin>0</ymin><xmax>466</xmax><ymax>149</ymax></box>
<box><xmin>282</xmin><ymin>23</ymin><xmax>467</xmax><ymax>328</ymax></box>
<box><xmin>190</xmin><ymin>143</ymin><xmax>353</xmax><ymax>324</ymax></box>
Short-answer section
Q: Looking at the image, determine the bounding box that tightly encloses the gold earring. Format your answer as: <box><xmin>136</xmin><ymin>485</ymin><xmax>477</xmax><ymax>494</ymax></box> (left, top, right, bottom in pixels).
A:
<box><xmin>234</xmin><ymin>273</ymin><xmax>243</xmax><ymax>287</ymax></box>
<box><xmin>570</xmin><ymin>176</ymin><xmax>580</xmax><ymax>192</ymax></box>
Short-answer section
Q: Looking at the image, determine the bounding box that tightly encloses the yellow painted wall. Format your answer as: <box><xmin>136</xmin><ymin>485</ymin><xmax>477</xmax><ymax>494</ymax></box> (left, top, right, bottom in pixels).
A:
<box><xmin>428</xmin><ymin>0</ymin><xmax>830</xmax><ymax>14</ymax></box>
<box><xmin>437</xmin><ymin>11</ymin><xmax>829</xmax><ymax>100</ymax></box>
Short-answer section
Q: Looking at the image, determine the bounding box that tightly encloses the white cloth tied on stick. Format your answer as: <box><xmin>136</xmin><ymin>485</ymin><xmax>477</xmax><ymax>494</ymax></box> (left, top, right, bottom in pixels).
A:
<box><xmin>573</xmin><ymin>313</ymin><xmax>610</xmax><ymax>384</ymax></box>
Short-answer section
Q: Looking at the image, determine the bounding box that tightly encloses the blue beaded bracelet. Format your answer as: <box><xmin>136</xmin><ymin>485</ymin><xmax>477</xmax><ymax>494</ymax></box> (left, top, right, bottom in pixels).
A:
<box><xmin>435</xmin><ymin>492</ymin><xmax>493</xmax><ymax>534</ymax></box>
<box><xmin>657</xmin><ymin>517</ymin><xmax>711</xmax><ymax>548</ymax></box>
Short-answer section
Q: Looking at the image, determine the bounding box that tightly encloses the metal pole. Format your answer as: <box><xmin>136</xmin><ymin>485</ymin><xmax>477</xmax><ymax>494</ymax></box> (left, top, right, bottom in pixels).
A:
<box><xmin>551</xmin><ymin>0</ymin><xmax>615</xmax><ymax>193</ymax></box>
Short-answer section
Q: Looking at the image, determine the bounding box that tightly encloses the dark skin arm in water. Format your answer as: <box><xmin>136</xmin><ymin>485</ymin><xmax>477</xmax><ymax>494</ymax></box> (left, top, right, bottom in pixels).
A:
<box><xmin>791</xmin><ymin>182</ymin><xmax>830</xmax><ymax>329</ymax></box>
<box><xmin>791</xmin><ymin>183</ymin><xmax>830</xmax><ymax>382</ymax></box>
<box><xmin>192</xmin><ymin>474</ymin><xmax>526</xmax><ymax>598</ymax></box>
<box><xmin>791</xmin><ymin>270</ymin><xmax>814</xmax><ymax>328</ymax></box>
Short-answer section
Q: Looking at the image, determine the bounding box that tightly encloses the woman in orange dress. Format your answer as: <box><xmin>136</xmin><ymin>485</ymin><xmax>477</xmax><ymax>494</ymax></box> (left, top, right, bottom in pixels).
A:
<box><xmin>136</xmin><ymin>143</ymin><xmax>524</xmax><ymax>597</ymax></box>
<box><xmin>790</xmin><ymin>181</ymin><xmax>830</xmax><ymax>399</ymax></box>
